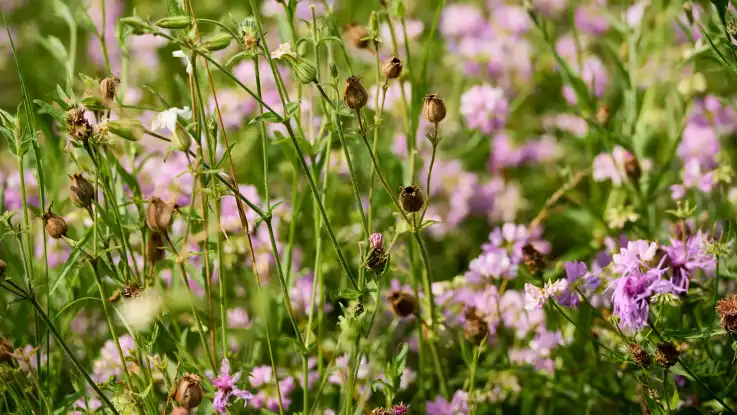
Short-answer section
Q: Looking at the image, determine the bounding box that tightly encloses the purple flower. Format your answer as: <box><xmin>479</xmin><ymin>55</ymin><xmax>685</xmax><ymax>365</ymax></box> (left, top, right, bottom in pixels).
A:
<box><xmin>662</xmin><ymin>231</ymin><xmax>716</xmax><ymax>291</ymax></box>
<box><xmin>2</xmin><ymin>169</ymin><xmax>40</xmax><ymax>212</ymax></box>
<box><xmin>533</xmin><ymin>0</ymin><xmax>567</xmax><ymax>17</ymax></box>
<box><xmin>562</xmin><ymin>57</ymin><xmax>608</xmax><ymax>105</ymax></box>
<box><xmin>209</xmin><ymin>358</ymin><xmax>253</xmax><ymax>414</ymax></box>
<box><xmin>249</xmin><ymin>366</ymin><xmax>296</xmax><ymax>412</ymax></box>
<box><xmin>465</xmin><ymin>251</ymin><xmax>516</xmax><ymax>282</ymax></box>
<box><xmin>688</xmin><ymin>95</ymin><xmax>737</xmax><ymax>134</ymax></box>
<box><xmin>593</xmin><ymin>146</ymin><xmax>630</xmax><ymax>187</ymax></box>
<box><xmin>557</xmin><ymin>261</ymin><xmax>588</xmax><ymax>308</ymax></box>
<box><xmin>440</xmin><ymin>4</ymin><xmax>487</xmax><ymax>38</ymax></box>
<box><xmin>426</xmin><ymin>390</ymin><xmax>470</xmax><ymax>415</ymax></box>
<box><xmin>227</xmin><ymin>308</ymin><xmax>252</xmax><ymax>329</ymax></box>
<box><xmin>482</xmin><ymin>223</ymin><xmax>550</xmax><ymax>265</ymax></box>
<box><xmin>574</xmin><ymin>4</ymin><xmax>610</xmax><ymax>35</ymax></box>
<box><xmin>612</xmin><ymin>240</ymin><xmax>659</xmax><ymax>277</ymax></box>
<box><xmin>370</xmin><ymin>233</ymin><xmax>384</xmax><ymax>250</ymax></box>
<box><xmin>678</xmin><ymin>122</ymin><xmax>719</xmax><ymax>169</ymax></box>
<box><xmin>290</xmin><ymin>273</ymin><xmax>332</xmax><ymax>317</ymax></box>
<box><xmin>460</xmin><ymin>84</ymin><xmax>509</xmax><ymax>134</ymax></box>
<box><xmin>490</xmin><ymin>5</ymin><xmax>532</xmax><ymax>36</ymax></box>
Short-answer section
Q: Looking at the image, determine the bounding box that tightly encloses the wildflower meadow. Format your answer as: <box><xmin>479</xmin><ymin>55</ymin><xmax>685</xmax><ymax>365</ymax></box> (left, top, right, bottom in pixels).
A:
<box><xmin>2</xmin><ymin>0</ymin><xmax>737</xmax><ymax>413</ymax></box>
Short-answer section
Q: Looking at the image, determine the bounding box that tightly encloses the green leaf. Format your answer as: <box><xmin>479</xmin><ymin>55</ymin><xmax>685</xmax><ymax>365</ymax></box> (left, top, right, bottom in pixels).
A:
<box><xmin>250</xmin><ymin>112</ymin><xmax>283</xmax><ymax>124</ymax></box>
<box><xmin>56</xmin><ymin>84</ymin><xmax>70</xmax><ymax>104</ymax></box>
<box><xmin>418</xmin><ymin>219</ymin><xmax>441</xmax><ymax>230</ymax></box>
<box><xmin>667</xmin><ymin>380</ymin><xmax>680</xmax><ymax>410</ymax></box>
<box><xmin>661</xmin><ymin>327</ymin><xmax>727</xmax><ymax>339</ymax></box>
<box><xmin>81</xmin><ymin>96</ymin><xmax>106</xmax><ymax>111</ymax></box>
<box><xmin>337</xmin><ymin>105</ymin><xmax>355</xmax><ymax>118</ymax></box>
<box><xmin>39</xmin><ymin>35</ymin><xmax>68</xmax><ymax>63</ymax></box>
<box><xmin>167</xmin><ymin>0</ymin><xmax>185</xmax><ymax>16</ymax></box>
<box><xmin>54</xmin><ymin>297</ymin><xmax>101</xmax><ymax>321</ymax></box>
<box><xmin>0</xmin><ymin>126</ymin><xmax>17</xmax><ymax>155</ymax></box>
<box><xmin>50</xmin><ymin>227</ymin><xmax>93</xmax><ymax>295</ymax></box>
<box><xmin>711</xmin><ymin>0</ymin><xmax>729</xmax><ymax>26</ymax></box>
<box><xmin>286</xmin><ymin>101</ymin><xmax>301</xmax><ymax>118</ymax></box>
<box><xmin>34</xmin><ymin>99</ymin><xmax>66</xmax><ymax>124</ymax></box>
<box><xmin>225</xmin><ymin>51</ymin><xmax>252</xmax><ymax>68</ymax></box>
<box><xmin>332</xmin><ymin>288</ymin><xmax>362</xmax><ymax>300</ymax></box>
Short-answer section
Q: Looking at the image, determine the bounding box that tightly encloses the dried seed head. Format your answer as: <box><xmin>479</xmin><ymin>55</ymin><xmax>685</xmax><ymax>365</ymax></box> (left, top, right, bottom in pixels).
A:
<box><xmin>70</xmin><ymin>173</ymin><xmax>95</xmax><ymax>209</ymax></box>
<box><xmin>372</xmin><ymin>408</ymin><xmax>391</xmax><ymax>415</ymax></box>
<box><xmin>716</xmin><ymin>293</ymin><xmax>737</xmax><ymax>333</ymax></box>
<box><xmin>383</xmin><ymin>55</ymin><xmax>403</xmax><ymax>79</ymax></box>
<box><xmin>728</xmin><ymin>21</ymin><xmax>737</xmax><ymax>37</ymax></box>
<box><xmin>123</xmin><ymin>283</ymin><xmax>143</xmax><ymax>299</ymax></box>
<box><xmin>65</xmin><ymin>106</ymin><xmax>86</xmax><ymax>127</ymax></box>
<box><xmin>400</xmin><ymin>185</ymin><xmax>424</xmax><ymax>213</ymax></box>
<box><xmin>342</xmin><ymin>23</ymin><xmax>370</xmax><ymax>49</ymax></box>
<box><xmin>65</xmin><ymin>106</ymin><xmax>93</xmax><ymax>143</ymax></box>
<box><xmin>43</xmin><ymin>208</ymin><xmax>68</xmax><ymax>239</ymax></box>
<box><xmin>624</xmin><ymin>153</ymin><xmax>641</xmax><ymax>182</ymax></box>
<box><xmin>654</xmin><ymin>342</ymin><xmax>679</xmax><ymax>367</ymax></box>
<box><xmin>388</xmin><ymin>290</ymin><xmax>417</xmax><ymax>317</ymax></box>
<box><xmin>100</xmin><ymin>76</ymin><xmax>120</xmax><ymax>103</ymax></box>
<box><xmin>463</xmin><ymin>306</ymin><xmax>489</xmax><ymax>345</ymax></box>
<box><xmin>522</xmin><ymin>244</ymin><xmax>545</xmax><ymax>275</ymax></box>
<box><xmin>147</xmin><ymin>231</ymin><xmax>167</xmax><ymax>265</ymax></box>
<box><xmin>174</xmin><ymin>373</ymin><xmax>204</xmax><ymax>410</ymax></box>
<box><xmin>0</xmin><ymin>259</ymin><xmax>6</xmax><ymax>280</ymax></box>
<box><xmin>366</xmin><ymin>247</ymin><xmax>388</xmax><ymax>273</ymax></box>
<box><xmin>0</xmin><ymin>335</ymin><xmax>13</xmax><ymax>364</ymax></box>
<box><xmin>423</xmin><ymin>94</ymin><xmax>447</xmax><ymax>125</ymax></box>
<box><xmin>147</xmin><ymin>197</ymin><xmax>177</xmax><ymax>232</ymax></box>
<box><xmin>343</xmin><ymin>76</ymin><xmax>369</xmax><ymax>111</ymax></box>
<box><xmin>627</xmin><ymin>343</ymin><xmax>652</xmax><ymax>368</ymax></box>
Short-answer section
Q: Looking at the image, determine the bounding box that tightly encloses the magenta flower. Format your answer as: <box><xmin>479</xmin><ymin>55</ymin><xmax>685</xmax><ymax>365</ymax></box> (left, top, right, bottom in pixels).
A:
<box><xmin>209</xmin><ymin>358</ymin><xmax>253</xmax><ymax>414</ymax></box>
<box><xmin>426</xmin><ymin>389</ymin><xmax>470</xmax><ymax>415</ymax></box>
<box><xmin>557</xmin><ymin>261</ymin><xmax>588</xmax><ymax>308</ymax></box>
<box><xmin>460</xmin><ymin>84</ymin><xmax>509</xmax><ymax>134</ymax></box>
<box><xmin>662</xmin><ymin>231</ymin><xmax>716</xmax><ymax>291</ymax></box>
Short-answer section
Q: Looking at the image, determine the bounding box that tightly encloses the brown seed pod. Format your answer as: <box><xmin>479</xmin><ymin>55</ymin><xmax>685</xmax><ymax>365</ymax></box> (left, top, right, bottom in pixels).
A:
<box><xmin>388</xmin><ymin>290</ymin><xmax>417</xmax><ymax>317</ymax></box>
<box><xmin>173</xmin><ymin>373</ymin><xmax>204</xmax><ymax>410</ymax></box>
<box><xmin>70</xmin><ymin>173</ymin><xmax>96</xmax><ymax>209</ymax></box>
<box><xmin>423</xmin><ymin>94</ymin><xmax>447</xmax><ymax>125</ymax></box>
<box><xmin>522</xmin><ymin>244</ymin><xmax>545</xmax><ymax>276</ymax></box>
<box><xmin>400</xmin><ymin>185</ymin><xmax>424</xmax><ymax>213</ymax></box>
<box><xmin>716</xmin><ymin>293</ymin><xmax>737</xmax><ymax>333</ymax></box>
<box><xmin>123</xmin><ymin>283</ymin><xmax>142</xmax><ymax>299</ymax></box>
<box><xmin>365</xmin><ymin>247</ymin><xmax>388</xmax><ymax>273</ymax></box>
<box><xmin>65</xmin><ymin>106</ymin><xmax>93</xmax><ymax>143</ymax></box>
<box><xmin>43</xmin><ymin>207</ymin><xmax>68</xmax><ymax>239</ymax></box>
<box><xmin>146</xmin><ymin>231</ymin><xmax>167</xmax><ymax>265</ymax></box>
<box><xmin>463</xmin><ymin>307</ymin><xmax>489</xmax><ymax>345</ymax></box>
<box><xmin>627</xmin><ymin>343</ymin><xmax>652</xmax><ymax>368</ymax></box>
<box><xmin>654</xmin><ymin>342</ymin><xmax>679</xmax><ymax>368</ymax></box>
<box><xmin>65</xmin><ymin>106</ymin><xmax>87</xmax><ymax>127</ymax></box>
<box><xmin>624</xmin><ymin>153</ymin><xmax>641</xmax><ymax>182</ymax></box>
<box><xmin>342</xmin><ymin>23</ymin><xmax>370</xmax><ymax>49</ymax></box>
<box><xmin>343</xmin><ymin>76</ymin><xmax>369</xmax><ymax>111</ymax></box>
<box><xmin>147</xmin><ymin>197</ymin><xmax>176</xmax><ymax>232</ymax></box>
<box><xmin>0</xmin><ymin>259</ymin><xmax>6</xmax><ymax>279</ymax></box>
<box><xmin>382</xmin><ymin>55</ymin><xmax>403</xmax><ymax>79</ymax></box>
<box><xmin>100</xmin><ymin>76</ymin><xmax>120</xmax><ymax>103</ymax></box>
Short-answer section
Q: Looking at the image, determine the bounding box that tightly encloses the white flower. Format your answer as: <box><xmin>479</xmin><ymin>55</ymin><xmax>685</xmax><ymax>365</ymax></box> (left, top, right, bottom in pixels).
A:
<box><xmin>151</xmin><ymin>107</ymin><xmax>192</xmax><ymax>132</ymax></box>
<box><xmin>524</xmin><ymin>283</ymin><xmax>546</xmax><ymax>310</ymax></box>
<box><xmin>271</xmin><ymin>43</ymin><xmax>296</xmax><ymax>60</ymax></box>
<box><xmin>544</xmin><ymin>279</ymin><xmax>568</xmax><ymax>298</ymax></box>
<box><xmin>172</xmin><ymin>50</ymin><xmax>193</xmax><ymax>74</ymax></box>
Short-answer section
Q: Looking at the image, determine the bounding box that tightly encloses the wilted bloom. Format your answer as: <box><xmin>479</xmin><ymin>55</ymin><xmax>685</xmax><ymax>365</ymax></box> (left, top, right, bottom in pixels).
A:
<box><xmin>628</xmin><ymin>343</ymin><xmax>652</xmax><ymax>368</ymax></box>
<box><xmin>70</xmin><ymin>173</ymin><xmax>95</xmax><ymax>209</ymax></box>
<box><xmin>344</xmin><ymin>76</ymin><xmax>369</xmax><ymax>110</ymax></box>
<box><xmin>654</xmin><ymin>342</ymin><xmax>679</xmax><ymax>367</ymax></box>
<box><xmin>716</xmin><ymin>293</ymin><xmax>737</xmax><ymax>333</ymax></box>
<box><xmin>100</xmin><ymin>75</ymin><xmax>120</xmax><ymax>103</ymax></box>
<box><xmin>383</xmin><ymin>54</ymin><xmax>403</xmax><ymax>79</ymax></box>
<box><xmin>366</xmin><ymin>233</ymin><xmax>388</xmax><ymax>272</ymax></box>
<box><xmin>209</xmin><ymin>358</ymin><xmax>253</xmax><ymax>414</ymax></box>
<box><xmin>147</xmin><ymin>197</ymin><xmax>177</xmax><ymax>232</ymax></box>
<box><xmin>423</xmin><ymin>94</ymin><xmax>447</xmax><ymax>126</ymax></box>
<box><xmin>400</xmin><ymin>185</ymin><xmax>424</xmax><ymax>212</ymax></box>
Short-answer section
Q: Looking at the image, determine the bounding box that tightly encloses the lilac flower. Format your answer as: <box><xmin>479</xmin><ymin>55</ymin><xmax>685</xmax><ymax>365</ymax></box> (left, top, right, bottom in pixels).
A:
<box><xmin>482</xmin><ymin>223</ymin><xmax>550</xmax><ymax>265</ymax></box>
<box><xmin>440</xmin><ymin>4</ymin><xmax>487</xmax><ymax>37</ymax></box>
<box><xmin>460</xmin><ymin>84</ymin><xmax>509</xmax><ymax>134</ymax></box>
<box><xmin>671</xmin><ymin>159</ymin><xmax>716</xmax><ymax>199</ymax></box>
<box><xmin>674</xmin><ymin>3</ymin><xmax>703</xmax><ymax>43</ymax></box>
<box><xmin>2</xmin><ymin>169</ymin><xmax>40</xmax><ymax>211</ymax></box>
<box><xmin>562</xmin><ymin>57</ymin><xmax>608</xmax><ymax>105</ymax></box>
<box><xmin>678</xmin><ymin>122</ymin><xmax>719</xmax><ymax>168</ymax></box>
<box><xmin>368</xmin><ymin>81</ymin><xmax>411</xmax><ymax>111</ymax></box>
<box><xmin>227</xmin><ymin>308</ymin><xmax>252</xmax><ymax>329</ymax></box>
<box><xmin>72</xmin><ymin>398</ymin><xmax>102</xmax><ymax>415</ymax></box>
<box><xmin>612</xmin><ymin>240</ymin><xmax>659</xmax><ymax>277</ymax></box>
<box><xmin>486</xmin><ymin>38</ymin><xmax>534</xmax><ymax>91</ymax></box>
<box><xmin>688</xmin><ymin>95</ymin><xmax>737</xmax><ymax>134</ymax></box>
<box><xmin>524</xmin><ymin>280</ymin><xmax>567</xmax><ymax>310</ymax></box>
<box><xmin>37</xmin><ymin>231</ymin><xmax>71</xmax><ymax>268</ymax></box>
<box><xmin>92</xmin><ymin>335</ymin><xmax>136</xmax><ymax>383</ymax></box>
<box><xmin>370</xmin><ymin>233</ymin><xmax>383</xmax><ymax>250</ymax></box>
<box><xmin>209</xmin><ymin>89</ymin><xmax>256</xmax><ymax>130</ymax></box>
<box><xmin>544</xmin><ymin>113</ymin><xmax>589</xmax><ymax>137</ymax></box>
<box><xmin>380</xmin><ymin>20</ymin><xmax>424</xmax><ymax>45</ymax></box>
<box><xmin>490</xmin><ymin>5</ymin><xmax>532</xmax><ymax>36</ymax></box>
<box><xmin>500</xmin><ymin>290</ymin><xmax>545</xmax><ymax>337</ymax></box>
<box><xmin>210</xmin><ymin>358</ymin><xmax>253</xmax><ymax>414</ymax></box>
<box><xmin>87</xmin><ymin>0</ymin><xmax>122</xmax><ymax>71</ymax></box>
<box><xmin>426</xmin><ymin>389</ymin><xmax>470</xmax><ymax>415</ymax></box>
<box><xmin>221</xmin><ymin>184</ymin><xmax>261</xmax><ymax>232</ymax></box>
<box><xmin>290</xmin><ymin>273</ymin><xmax>332</xmax><ymax>318</ymax></box>
<box><xmin>465</xmin><ymin>251</ymin><xmax>516</xmax><ymax>283</ymax></box>
<box><xmin>509</xmin><ymin>347</ymin><xmax>554</xmax><ymax>374</ymax></box>
<box><xmin>662</xmin><ymin>231</ymin><xmax>716</xmax><ymax>291</ymax></box>
<box><xmin>533</xmin><ymin>0</ymin><xmax>567</xmax><ymax>17</ymax></box>
<box><xmin>557</xmin><ymin>261</ymin><xmax>588</xmax><ymax>308</ymax></box>
<box><xmin>625</xmin><ymin>2</ymin><xmax>646</xmax><ymax>28</ymax></box>
<box><xmin>592</xmin><ymin>146</ymin><xmax>631</xmax><ymax>187</ymax></box>
<box><xmin>249</xmin><ymin>366</ymin><xmax>296</xmax><ymax>412</ymax></box>
<box><xmin>575</xmin><ymin>3</ymin><xmax>610</xmax><ymax>35</ymax></box>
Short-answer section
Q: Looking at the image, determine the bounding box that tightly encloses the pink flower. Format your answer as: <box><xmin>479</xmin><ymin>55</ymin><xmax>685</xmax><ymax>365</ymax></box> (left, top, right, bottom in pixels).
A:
<box><xmin>209</xmin><ymin>358</ymin><xmax>253</xmax><ymax>414</ymax></box>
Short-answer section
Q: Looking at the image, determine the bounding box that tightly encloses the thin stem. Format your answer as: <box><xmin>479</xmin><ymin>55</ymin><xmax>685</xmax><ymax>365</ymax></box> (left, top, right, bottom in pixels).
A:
<box><xmin>358</xmin><ymin>134</ymin><xmax>412</xmax><ymax>225</ymax></box>
<box><xmin>29</xmin><ymin>296</ymin><xmax>119</xmax><ymax>415</ymax></box>
<box><xmin>663</xmin><ymin>368</ymin><xmax>671</xmax><ymax>414</ymax></box>
<box><xmin>419</xmin><ymin>141</ymin><xmax>438</xmax><ymax>222</ymax></box>
<box><xmin>335</xmin><ymin>117</ymin><xmax>369</xmax><ymax>240</ymax></box>
<box><xmin>216</xmin><ymin>200</ymin><xmax>228</xmax><ymax>361</ymax></box>
<box><xmin>254</xmin><ymin>56</ymin><xmax>270</xmax><ymax>203</ymax></box>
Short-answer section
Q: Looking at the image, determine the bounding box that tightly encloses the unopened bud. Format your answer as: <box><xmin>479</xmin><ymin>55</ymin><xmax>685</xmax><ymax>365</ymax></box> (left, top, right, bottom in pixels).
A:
<box><xmin>147</xmin><ymin>231</ymin><xmax>167</xmax><ymax>265</ymax></box>
<box><xmin>43</xmin><ymin>208</ymin><xmax>68</xmax><ymax>239</ymax></box>
<box><xmin>155</xmin><ymin>16</ymin><xmax>193</xmax><ymax>29</ymax></box>
<box><xmin>173</xmin><ymin>374</ymin><xmax>204</xmax><ymax>409</ymax></box>
<box><xmin>70</xmin><ymin>173</ymin><xmax>95</xmax><ymax>209</ymax></box>
<box><xmin>343</xmin><ymin>76</ymin><xmax>368</xmax><ymax>111</ymax></box>
<box><xmin>627</xmin><ymin>343</ymin><xmax>652</xmax><ymax>368</ymax></box>
<box><xmin>369</xmin><ymin>12</ymin><xmax>379</xmax><ymax>35</ymax></box>
<box><xmin>172</xmin><ymin>126</ymin><xmax>192</xmax><ymax>152</ymax></box>
<box><xmin>120</xmin><ymin>16</ymin><xmax>153</xmax><ymax>35</ymax></box>
<box><xmin>147</xmin><ymin>197</ymin><xmax>177</xmax><ymax>232</ymax></box>
<box><xmin>342</xmin><ymin>23</ymin><xmax>370</xmax><ymax>49</ymax></box>
<box><xmin>654</xmin><ymin>342</ymin><xmax>679</xmax><ymax>367</ymax></box>
<box><xmin>100</xmin><ymin>76</ymin><xmax>120</xmax><ymax>103</ymax></box>
<box><xmin>369</xmin><ymin>233</ymin><xmax>384</xmax><ymax>250</ymax></box>
<box><xmin>423</xmin><ymin>94</ymin><xmax>446</xmax><ymax>125</ymax></box>
<box><xmin>329</xmin><ymin>62</ymin><xmax>339</xmax><ymax>79</ymax></box>
<box><xmin>399</xmin><ymin>185</ymin><xmax>424</xmax><ymax>212</ymax></box>
<box><xmin>716</xmin><ymin>293</ymin><xmax>737</xmax><ymax>333</ymax></box>
<box><xmin>106</xmin><ymin>119</ymin><xmax>145</xmax><ymax>141</ymax></box>
<box><xmin>388</xmin><ymin>290</ymin><xmax>417</xmax><ymax>317</ymax></box>
<box><xmin>202</xmin><ymin>33</ymin><xmax>232</xmax><ymax>52</ymax></box>
<box><xmin>382</xmin><ymin>54</ymin><xmax>402</xmax><ymax>79</ymax></box>
<box><xmin>365</xmin><ymin>232</ymin><xmax>388</xmax><ymax>273</ymax></box>
<box><xmin>291</xmin><ymin>57</ymin><xmax>317</xmax><ymax>85</ymax></box>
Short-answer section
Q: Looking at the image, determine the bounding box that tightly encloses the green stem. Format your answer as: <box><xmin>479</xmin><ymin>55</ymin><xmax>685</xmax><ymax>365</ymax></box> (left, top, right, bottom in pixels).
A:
<box><xmin>419</xmin><ymin>141</ymin><xmax>438</xmax><ymax>222</ymax></box>
<box><xmin>663</xmin><ymin>368</ymin><xmax>671</xmax><ymax>414</ymax></box>
<box><xmin>216</xmin><ymin>200</ymin><xmax>228</xmax><ymax>361</ymax></box>
<box><xmin>335</xmin><ymin>116</ymin><xmax>369</xmax><ymax>240</ymax></box>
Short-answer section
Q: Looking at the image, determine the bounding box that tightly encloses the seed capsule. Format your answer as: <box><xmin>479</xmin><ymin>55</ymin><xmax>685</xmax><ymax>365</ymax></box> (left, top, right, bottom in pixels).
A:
<box><xmin>522</xmin><ymin>244</ymin><xmax>545</xmax><ymax>276</ymax></box>
<box><xmin>654</xmin><ymin>342</ymin><xmax>679</xmax><ymax>368</ymax></box>
<box><xmin>202</xmin><ymin>33</ymin><xmax>232</xmax><ymax>52</ymax></box>
<box><xmin>624</xmin><ymin>153</ymin><xmax>641</xmax><ymax>182</ymax></box>
<box><xmin>342</xmin><ymin>23</ymin><xmax>370</xmax><ymax>49</ymax></box>
<box><xmin>0</xmin><ymin>259</ymin><xmax>6</xmax><ymax>279</ymax></box>
<box><xmin>463</xmin><ymin>306</ymin><xmax>489</xmax><ymax>345</ymax></box>
<box><xmin>155</xmin><ymin>16</ymin><xmax>193</xmax><ymax>29</ymax></box>
<box><xmin>100</xmin><ymin>76</ymin><xmax>120</xmax><ymax>103</ymax></box>
<box><xmin>147</xmin><ymin>231</ymin><xmax>167</xmax><ymax>265</ymax></box>
<box><xmin>343</xmin><ymin>76</ymin><xmax>368</xmax><ymax>111</ymax></box>
<box><xmin>43</xmin><ymin>208</ymin><xmax>68</xmax><ymax>239</ymax></box>
<box><xmin>399</xmin><ymin>185</ymin><xmax>424</xmax><ymax>213</ymax></box>
<box><xmin>382</xmin><ymin>55</ymin><xmax>403</xmax><ymax>79</ymax></box>
<box><xmin>147</xmin><ymin>197</ymin><xmax>176</xmax><ymax>232</ymax></box>
<box><xmin>388</xmin><ymin>290</ymin><xmax>417</xmax><ymax>317</ymax></box>
<box><xmin>70</xmin><ymin>173</ymin><xmax>95</xmax><ymax>209</ymax></box>
<box><xmin>423</xmin><ymin>94</ymin><xmax>447</xmax><ymax>125</ymax></box>
<box><xmin>173</xmin><ymin>373</ymin><xmax>204</xmax><ymax>410</ymax></box>
<box><xmin>627</xmin><ymin>343</ymin><xmax>652</xmax><ymax>368</ymax></box>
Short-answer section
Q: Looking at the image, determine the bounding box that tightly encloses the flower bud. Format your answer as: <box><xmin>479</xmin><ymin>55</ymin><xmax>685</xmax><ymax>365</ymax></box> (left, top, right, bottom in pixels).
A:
<box><xmin>147</xmin><ymin>231</ymin><xmax>167</xmax><ymax>265</ymax></box>
<box><xmin>120</xmin><ymin>16</ymin><xmax>153</xmax><ymax>35</ymax></box>
<box><xmin>388</xmin><ymin>290</ymin><xmax>416</xmax><ymax>317</ymax></box>
<box><xmin>369</xmin><ymin>233</ymin><xmax>384</xmax><ymax>250</ymax></box>
<box><xmin>342</xmin><ymin>23</ymin><xmax>370</xmax><ymax>49</ymax></box>
<box><xmin>716</xmin><ymin>293</ymin><xmax>737</xmax><ymax>333</ymax></box>
<box><xmin>382</xmin><ymin>54</ymin><xmax>403</xmax><ymax>79</ymax></box>
<box><xmin>147</xmin><ymin>197</ymin><xmax>177</xmax><ymax>232</ymax></box>
<box><xmin>399</xmin><ymin>185</ymin><xmax>424</xmax><ymax>213</ymax></box>
<box><xmin>174</xmin><ymin>374</ymin><xmax>204</xmax><ymax>409</ymax></box>
<box><xmin>654</xmin><ymin>342</ymin><xmax>679</xmax><ymax>367</ymax></box>
<box><xmin>155</xmin><ymin>16</ymin><xmax>193</xmax><ymax>29</ymax></box>
<box><xmin>624</xmin><ymin>153</ymin><xmax>641</xmax><ymax>182</ymax></box>
<box><xmin>369</xmin><ymin>12</ymin><xmax>379</xmax><ymax>35</ymax></box>
<box><xmin>291</xmin><ymin>57</ymin><xmax>318</xmax><ymax>85</ymax></box>
<box><xmin>391</xmin><ymin>403</ymin><xmax>409</xmax><ymax>415</ymax></box>
<box><xmin>100</xmin><ymin>76</ymin><xmax>120</xmax><ymax>103</ymax></box>
<box><xmin>423</xmin><ymin>94</ymin><xmax>446</xmax><ymax>125</ymax></box>
<box><xmin>330</xmin><ymin>62</ymin><xmax>339</xmax><ymax>79</ymax></box>
<box><xmin>202</xmin><ymin>33</ymin><xmax>232</xmax><ymax>52</ymax></box>
<box><xmin>106</xmin><ymin>119</ymin><xmax>145</xmax><ymax>141</ymax></box>
<box><xmin>43</xmin><ymin>208</ymin><xmax>68</xmax><ymax>239</ymax></box>
<box><xmin>627</xmin><ymin>343</ymin><xmax>652</xmax><ymax>368</ymax></box>
<box><xmin>343</xmin><ymin>76</ymin><xmax>369</xmax><ymax>111</ymax></box>
<box><xmin>70</xmin><ymin>173</ymin><xmax>95</xmax><ymax>209</ymax></box>
<box><xmin>522</xmin><ymin>244</ymin><xmax>545</xmax><ymax>276</ymax></box>
<box><xmin>172</xmin><ymin>125</ymin><xmax>192</xmax><ymax>152</ymax></box>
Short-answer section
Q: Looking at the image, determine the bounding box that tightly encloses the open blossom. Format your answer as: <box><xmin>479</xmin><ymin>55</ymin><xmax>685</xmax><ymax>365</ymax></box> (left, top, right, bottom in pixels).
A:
<box><xmin>249</xmin><ymin>366</ymin><xmax>296</xmax><ymax>412</ymax></box>
<box><xmin>662</xmin><ymin>231</ymin><xmax>716</xmax><ymax>291</ymax></box>
<box><xmin>150</xmin><ymin>107</ymin><xmax>191</xmax><ymax>133</ymax></box>
<box><xmin>426</xmin><ymin>389</ymin><xmax>470</xmax><ymax>415</ymax></box>
<box><xmin>209</xmin><ymin>358</ymin><xmax>253</xmax><ymax>414</ymax></box>
<box><xmin>271</xmin><ymin>43</ymin><xmax>296</xmax><ymax>59</ymax></box>
<box><xmin>592</xmin><ymin>146</ymin><xmax>631</xmax><ymax>186</ymax></box>
<box><xmin>612</xmin><ymin>240</ymin><xmax>658</xmax><ymax>277</ymax></box>
<box><xmin>557</xmin><ymin>261</ymin><xmax>588</xmax><ymax>308</ymax></box>
<box><xmin>460</xmin><ymin>84</ymin><xmax>508</xmax><ymax>134</ymax></box>
<box><xmin>172</xmin><ymin>50</ymin><xmax>193</xmax><ymax>74</ymax></box>
<box><xmin>524</xmin><ymin>279</ymin><xmax>568</xmax><ymax>310</ymax></box>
